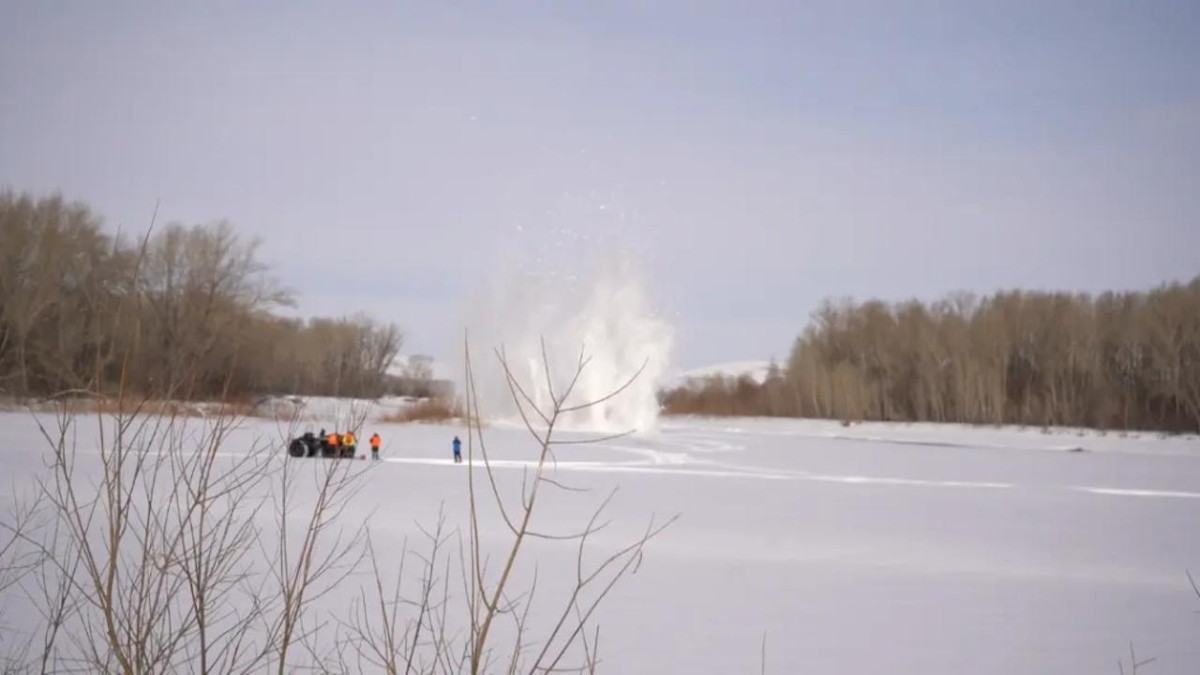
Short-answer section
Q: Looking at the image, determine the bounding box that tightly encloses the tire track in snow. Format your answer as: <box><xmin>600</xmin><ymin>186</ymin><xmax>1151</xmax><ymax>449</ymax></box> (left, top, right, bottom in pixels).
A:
<box><xmin>646</xmin><ymin>428</ymin><xmax>1200</xmax><ymax>498</ymax></box>
<box><xmin>1070</xmin><ymin>487</ymin><xmax>1200</xmax><ymax>499</ymax></box>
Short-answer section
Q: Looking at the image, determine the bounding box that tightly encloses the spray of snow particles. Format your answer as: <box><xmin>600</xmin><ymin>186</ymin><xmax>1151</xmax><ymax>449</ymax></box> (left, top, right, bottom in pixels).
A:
<box><xmin>461</xmin><ymin>254</ymin><xmax>673</xmax><ymax>433</ymax></box>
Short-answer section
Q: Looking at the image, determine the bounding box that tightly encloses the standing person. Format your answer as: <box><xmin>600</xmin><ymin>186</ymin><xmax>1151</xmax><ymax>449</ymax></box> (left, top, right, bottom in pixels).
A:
<box><xmin>344</xmin><ymin>430</ymin><xmax>358</xmax><ymax>458</ymax></box>
<box><xmin>369</xmin><ymin>432</ymin><xmax>382</xmax><ymax>461</ymax></box>
<box><xmin>452</xmin><ymin>436</ymin><xmax>462</xmax><ymax>464</ymax></box>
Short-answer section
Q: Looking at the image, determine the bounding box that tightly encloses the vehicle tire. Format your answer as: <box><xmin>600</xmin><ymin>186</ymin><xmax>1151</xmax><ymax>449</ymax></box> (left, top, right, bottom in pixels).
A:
<box><xmin>287</xmin><ymin>439</ymin><xmax>307</xmax><ymax>458</ymax></box>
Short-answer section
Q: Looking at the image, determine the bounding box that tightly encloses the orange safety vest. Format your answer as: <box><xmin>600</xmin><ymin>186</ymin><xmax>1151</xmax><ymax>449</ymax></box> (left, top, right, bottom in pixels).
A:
<box><xmin>370</xmin><ymin>434</ymin><xmax>381</xmax><ymax>449</ymax></box>
<box><xmin>345</xmin><ymin>433</ymin><xmax>357</xmax><ymax>447</ymax></box>
<box><xmin>328</xmin><ymin>433</ymin><xmax>340</xmax><ymax>447</ymax></box>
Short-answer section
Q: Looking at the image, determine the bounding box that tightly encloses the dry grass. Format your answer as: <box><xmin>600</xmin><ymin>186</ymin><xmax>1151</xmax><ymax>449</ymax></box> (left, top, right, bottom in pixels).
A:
<box><xmin>381</xmin><ymin>397</ymin><xmax>464</xmax><ymax>423</ymax></box>
<box><xmin>28</xmin><ymin>394</ymin><xmax>260</xmax><ymax>419</ymax></box>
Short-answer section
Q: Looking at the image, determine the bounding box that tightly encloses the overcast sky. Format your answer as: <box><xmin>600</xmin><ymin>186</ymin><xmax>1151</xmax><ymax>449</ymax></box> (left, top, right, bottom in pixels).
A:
<box><xmin>2</xmin><ymin>1</ymin><xmax>1198</xmax><ymax>369</ymax></box>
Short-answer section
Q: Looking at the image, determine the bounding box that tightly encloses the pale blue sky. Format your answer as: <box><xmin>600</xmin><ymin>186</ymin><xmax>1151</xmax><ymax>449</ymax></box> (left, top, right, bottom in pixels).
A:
<box><xmin>2</xmin><ymin>1</ymin><xmax>1198</xmax><ymax>368</ymax></box>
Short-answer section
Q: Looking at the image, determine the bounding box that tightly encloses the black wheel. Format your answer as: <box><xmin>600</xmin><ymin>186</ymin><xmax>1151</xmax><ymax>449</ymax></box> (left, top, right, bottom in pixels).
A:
<box><xmin>287</xmin><ymin>439</ymin><xmax>307</xmax><ymax>458</ymax></box>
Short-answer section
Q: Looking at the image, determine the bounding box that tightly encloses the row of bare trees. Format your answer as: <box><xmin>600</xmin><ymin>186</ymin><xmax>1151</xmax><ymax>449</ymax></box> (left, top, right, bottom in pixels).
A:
<box><xmin>0</xmin><ymin>190</ymin><xmax>401</xmax><ymax>400</ymax></box>
<box><xmin>663</xmin><ymin>280</ymin><xmax>1200</xmax><ymax>432</ymax></box>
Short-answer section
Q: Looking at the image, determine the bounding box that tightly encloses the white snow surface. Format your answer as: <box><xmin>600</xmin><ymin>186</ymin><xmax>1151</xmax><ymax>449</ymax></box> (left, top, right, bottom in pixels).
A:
<box><xmin>1</xmin><ymin>411</ymin><xmax>1198</xmax><ymax>672</ymax></box>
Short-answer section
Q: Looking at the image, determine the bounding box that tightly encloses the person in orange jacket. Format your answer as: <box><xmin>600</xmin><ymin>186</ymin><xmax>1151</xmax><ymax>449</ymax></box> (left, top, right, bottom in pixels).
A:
<box><xmin>344</xmin><ymin>431</ymin><xmax>358</xmax><ymax>457</ymax></box>
<box><xmin>369</xmin><ymin>433</ymin><xmax>382</xmax><ymax>461</ymax></box>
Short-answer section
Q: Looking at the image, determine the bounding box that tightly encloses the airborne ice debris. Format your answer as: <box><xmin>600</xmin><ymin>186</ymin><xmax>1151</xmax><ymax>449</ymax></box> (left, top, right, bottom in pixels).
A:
<box><xmin>465</xmin><ymin>255</ymin><xmax>673</xmax><ymax>432</ymax></box>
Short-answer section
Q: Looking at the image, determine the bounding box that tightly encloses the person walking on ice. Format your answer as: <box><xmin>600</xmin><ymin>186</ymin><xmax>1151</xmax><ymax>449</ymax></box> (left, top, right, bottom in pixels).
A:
<box><xmin>452</xmin><ymin>435</ymin><xmax>462</xmax><ymax>464</ymax></box>
<box><xmin>370</xmin><ymin>432</ymin><xmax>382</xmax><ymax>461</ymax></box>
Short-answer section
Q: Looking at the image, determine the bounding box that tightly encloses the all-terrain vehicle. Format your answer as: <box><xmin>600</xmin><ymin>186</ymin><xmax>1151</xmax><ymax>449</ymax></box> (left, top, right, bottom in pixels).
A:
<box><xmin>287</xmin><ymin>432</ymin><xmax>355</xmax><ymax>459</ymax></box>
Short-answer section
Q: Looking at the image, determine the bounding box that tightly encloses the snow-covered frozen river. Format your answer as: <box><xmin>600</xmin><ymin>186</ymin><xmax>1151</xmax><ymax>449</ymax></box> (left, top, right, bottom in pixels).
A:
<box><xmin>1</xmin><ymin>411</ymin><xmax>1198</xmax><ymax>673</ymax></box>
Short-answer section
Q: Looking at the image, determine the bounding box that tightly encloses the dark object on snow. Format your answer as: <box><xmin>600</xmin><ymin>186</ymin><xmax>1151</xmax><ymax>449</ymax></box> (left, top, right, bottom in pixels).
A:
<box><xmin>288</xmin><ymin>431</ymin><xmax>355</xmax><ymax>459</ymax></box>
<box><xmin>1067</xmin><ymin>446</ymin><xmax>1085</xmax><ymax>453</ymax></box>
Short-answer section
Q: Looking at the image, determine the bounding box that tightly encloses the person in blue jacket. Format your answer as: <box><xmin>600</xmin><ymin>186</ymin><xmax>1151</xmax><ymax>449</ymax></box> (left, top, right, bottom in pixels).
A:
<box><xmin>452</xmin><ymin>436</ymin><xmax>463</xmax><ymax>464</ymax></box>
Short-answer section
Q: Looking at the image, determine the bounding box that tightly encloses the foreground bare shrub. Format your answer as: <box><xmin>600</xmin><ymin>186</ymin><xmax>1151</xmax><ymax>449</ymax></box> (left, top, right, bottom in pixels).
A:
<box><xmin>335</xmin><ymin>340</ymin><xmax>674</xmax><ymax>673</ymax></box>
<box><xmin>0</xmin><ymin>338</ymin><xmax>671</xmax><ymax>673</ymax></box>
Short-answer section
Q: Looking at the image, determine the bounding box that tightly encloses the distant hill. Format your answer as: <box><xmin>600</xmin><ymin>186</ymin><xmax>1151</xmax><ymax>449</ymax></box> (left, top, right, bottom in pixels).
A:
<box><xmin>668</xmin><ymin>361</ymin><xmax>774</xmax><ymax>389</ymax></box>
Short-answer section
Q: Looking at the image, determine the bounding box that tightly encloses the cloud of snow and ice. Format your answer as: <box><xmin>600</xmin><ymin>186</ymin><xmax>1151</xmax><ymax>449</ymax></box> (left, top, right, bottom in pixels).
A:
<box><xmin>461</xmin><ymin>252</ymin><xmax>673</xmax><ymax>433</ymax></box>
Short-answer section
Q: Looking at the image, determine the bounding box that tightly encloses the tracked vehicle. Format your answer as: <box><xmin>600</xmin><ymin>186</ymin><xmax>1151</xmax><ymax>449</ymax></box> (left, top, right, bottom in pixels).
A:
<box><xmin>287</xmin><ymin>432</ymin><xmax>355</xmax><ymax>459</ymax></box>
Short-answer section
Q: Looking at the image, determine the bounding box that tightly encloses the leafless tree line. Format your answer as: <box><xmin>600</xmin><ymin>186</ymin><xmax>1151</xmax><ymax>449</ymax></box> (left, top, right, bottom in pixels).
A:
<box><xmin>0</xmin><ymin>190</ymin><xmax>401</xmax><ymax>401</ymax></box>
<box><xmin>664</xmin><ymin>281</ymin><xmax>1200</xmax><ymax>433</ymax></box>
